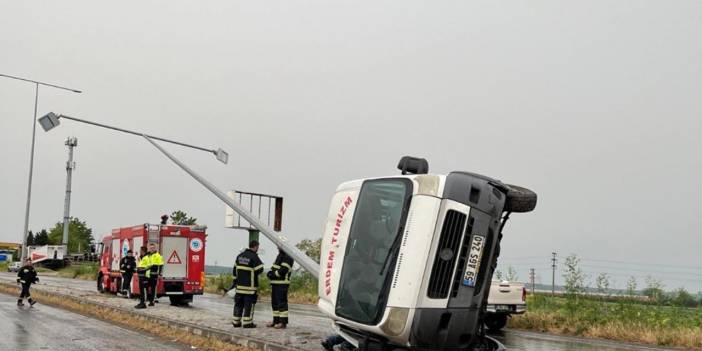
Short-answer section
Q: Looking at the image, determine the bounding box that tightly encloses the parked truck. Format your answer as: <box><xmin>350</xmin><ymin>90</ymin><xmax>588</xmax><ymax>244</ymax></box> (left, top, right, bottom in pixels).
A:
<box><xmin>26</xmin><ymin>245</ymin><xmax>66</xmax><ymax>268</ymax></box>
<box><xmin>96</xmin><ymin>223</ymin><xmax>207</xmax><ymax>305</ymax></box>
<box><xmin>484</xmin><ymin>280</ymin><xmax>527</xmax><ymax>331</ymax></box>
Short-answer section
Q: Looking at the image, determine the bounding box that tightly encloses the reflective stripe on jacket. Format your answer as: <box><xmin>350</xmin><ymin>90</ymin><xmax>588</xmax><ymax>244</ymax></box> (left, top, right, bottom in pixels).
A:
<box><xmin>270</xmin><ymin>251</ymin><xmax>294</xmax><ymax>285</ymax></box>
<box><xmin>17</xmin><ymin>266</ymin><xmax>37</xmax><ymax>284</ymax></box>
<box><xmin>233</xmin><ymin>249</ymin><xmax>264</xmax><ymax>294</ymax></box>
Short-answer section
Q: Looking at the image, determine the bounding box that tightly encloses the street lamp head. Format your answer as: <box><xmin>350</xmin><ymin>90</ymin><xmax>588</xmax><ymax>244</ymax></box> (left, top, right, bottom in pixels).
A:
<box><xmin>215</xmin><ymin>148</ymin><xmax>229</xmax><ymax>164</ymax></box>
<box><xmin>38</xmin><ymin>112</ymin><xmax>61</xmax><ymax>132</ymax></box>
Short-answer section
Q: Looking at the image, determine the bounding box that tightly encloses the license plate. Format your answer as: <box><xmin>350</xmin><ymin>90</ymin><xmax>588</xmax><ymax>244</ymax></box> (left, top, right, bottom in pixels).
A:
<box><xmin>496</xmin><ymin>304</ymin><xmax>511</xmax><ymax>311</ymax></box>
<box><xmin>462</xmin><ymin>235</ymin><xmax>485</xmax><ymax>287</ymax></box>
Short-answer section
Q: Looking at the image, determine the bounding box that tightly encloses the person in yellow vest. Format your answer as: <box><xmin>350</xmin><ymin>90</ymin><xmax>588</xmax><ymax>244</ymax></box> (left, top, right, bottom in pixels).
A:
<box><xmin>146</xmin><ymin>243</ymin><xmax>164</xmax><ymax>306</ymax></box>
<box><xmin>135</xmin><ymin>246</ymin><xmax>150</xmax><ymax>309</ymax></box>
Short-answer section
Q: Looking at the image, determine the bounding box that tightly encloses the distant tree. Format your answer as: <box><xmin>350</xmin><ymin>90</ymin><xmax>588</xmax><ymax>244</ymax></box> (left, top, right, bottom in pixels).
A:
<box><xmin>562</xmin><ymin>254</ymin><xmax>586</xmax><ymax>296</ymax></box>
<box><xmin>626</xmin><ymin>276</ymin><xmax>638</xmax><ymax>296</ymax></box>
<box><xmin>26</xmin><ymin>231</ymin><xmax>35</xmax><ymax>246</ymax></box>
<box><xmin>494</xmin><ymin>269</ymin><xmax>504</xmax><ymax>281</ymax></box>
<box><xmin>671</xmin><ymin>287</ymin><xmax>698</xmax><ymax>307</ymax></box>
<box><xmin>296</xmin><ymin>238</ymin><xmax>322</xmax><ymax>263</ymax></box>
<box><xmin>48</xmin><ymin>218</ymin><xmax>94</xmax><ymax>253</ymax></box>
<box><xmin>506</xmin><ymin>266</ymin><xmax>519</xmax><ymax>282</ymax></box>
<box><xmin>170</xmin><ymin>210</ymin><xmax>198</xmax><ymax>225</ymax></box>
<box><xmin>34</xmin><ymin>229</ymin><xmax>50</xmax><ymax>246</ymax></box>
<box><xmin>562</xmin><ymin>254</ymin><xmax>586</xmax><ymax>313</ymax></box>
<box><xmin>595</xmin><ymin>272</ymin><xmax>611</xmax><ymax>296</ymax></box>
<box><xmin>643</xmin><ymin>276</ymin><xmax>665</xmax><ymax>304</ymax></box>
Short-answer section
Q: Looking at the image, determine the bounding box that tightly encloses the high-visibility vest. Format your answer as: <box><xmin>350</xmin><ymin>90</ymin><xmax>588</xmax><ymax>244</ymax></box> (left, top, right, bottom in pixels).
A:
<box><xmin>137</xmin><ymin>254</ymin><xmax>150</xmax><ymax>277</ymax></box>
<box><xmin>147</xmin><ymin>252</ymin><xmax>164</xmax><ymax>278</ymax></box>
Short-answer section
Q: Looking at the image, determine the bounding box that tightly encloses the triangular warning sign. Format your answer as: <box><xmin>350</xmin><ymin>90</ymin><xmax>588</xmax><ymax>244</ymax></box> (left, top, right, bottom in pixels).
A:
<box><xmin>167</xmin><ymin>250</ymin><xmax>182</xmax><ymax>264</ymax></box>
<box><xmin>31</xmin><ymin>253</ymin><xmax>45</xmax><ymax>261</ymax></box>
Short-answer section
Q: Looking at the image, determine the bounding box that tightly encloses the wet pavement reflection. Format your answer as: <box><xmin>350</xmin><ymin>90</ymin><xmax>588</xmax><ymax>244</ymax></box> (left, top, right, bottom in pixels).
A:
<box><xmin>0</xmin><ymin>293</ymin><xmax>190</xmax><ymax>351</ymax></box>
<box><xmin>491</xmin><ymin>329</ymin><xmax>674</xmax><ymax>351</ymax></box>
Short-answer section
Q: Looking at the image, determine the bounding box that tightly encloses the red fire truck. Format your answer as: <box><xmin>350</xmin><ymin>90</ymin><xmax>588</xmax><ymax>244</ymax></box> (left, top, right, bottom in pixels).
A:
<box><xmin>97</xmin><ymin>223</ymin><xmax>207</xmax><ymax>305</ymax></box>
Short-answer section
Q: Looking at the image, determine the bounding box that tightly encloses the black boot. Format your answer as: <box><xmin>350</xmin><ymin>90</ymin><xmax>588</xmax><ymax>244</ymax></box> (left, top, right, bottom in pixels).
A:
<box><xmin>17</xmin><ymin>299</ymin><xmax>24</xmax><ymax>307</ymax></box>
<box><xmin>266</xmin><ymin>317</ymin><xmax>280</xmax><ymax>327</ymax></box>
<box><xmin>134</xmin><ymin>302</ymin><xmax>147</xmax><ymax>309</ymax></box>
<box><xmin>28</xmin><ymin>298</ymin><xmax>37</xmax><ymax>306</ymax></box>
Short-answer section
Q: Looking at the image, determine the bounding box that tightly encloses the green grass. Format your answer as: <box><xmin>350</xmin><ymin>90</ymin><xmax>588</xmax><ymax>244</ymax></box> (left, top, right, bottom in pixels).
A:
<box><xmin>56</xmin><ymin>263</ymin><xmax>100</xmax><ymax>280</ymax></box>
<box><xmin>510</xmin><ymin>294</ymin><xmax>702</xmax><ymax>349</ymax></box>
<box><xmin>205</xmin><ymin>271</ymin><xmax>318</xmax><ymax>304</ymax></box>
<box><xmin>0</xmin><ymin>261</ymin><xmax>8</xmax><ymax>271</ymax></box>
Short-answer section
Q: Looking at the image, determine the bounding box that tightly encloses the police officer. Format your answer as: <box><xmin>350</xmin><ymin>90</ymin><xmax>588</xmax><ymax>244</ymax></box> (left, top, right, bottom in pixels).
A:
<box><xmin>232</xmin><ymin>240</ymin><xmax>264</xmax><ymax>328</ymax></box>
<box><xmin>120</xmin><ymin>249</ymin><xmax>136</xmax><ymax>298</ymax></box>
<box><xmin>146</xmin><ymin>243</ymin><xmax>164</xmax><ymax>306</ymax></box>
<box><xmin>267</xmin><ymin>247</ymin><xmax>294</xmax><ymax>328</ymax></box>
<box><xmin>135</xmin><ymin>246</ymin><xmax>150</xmax><ymax>309</ymax></box>
<box><xmin>17</xmin><ymin>258</ymin><xmax>38</xmax><ymax>307</ymax></box>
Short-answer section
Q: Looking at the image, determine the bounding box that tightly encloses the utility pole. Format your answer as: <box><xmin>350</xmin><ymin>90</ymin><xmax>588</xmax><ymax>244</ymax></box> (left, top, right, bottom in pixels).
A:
<box><xmin>529</xmin><ymin>268</ymin><xmax>535</xmax><ymax>295</ymax></box>
<box><xmin>62</xmin><ymin>137</ymin><xmax>78</xmax><ymax>249</ymax></box>
<box><xmin>0</xmin><ymin>74</ymin><xmax>82</xmax><ymax>262</ymax></box>
<box><xmin>551</xmin><ymin>252</ymin><xmax>557</xmax><ymax>296</ymax></box>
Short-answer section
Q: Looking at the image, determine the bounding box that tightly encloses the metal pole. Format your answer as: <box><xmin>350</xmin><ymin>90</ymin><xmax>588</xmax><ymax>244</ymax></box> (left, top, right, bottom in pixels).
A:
<box><xmin>0</xmin><ymin>73</ymin><xmax>82</xmax><ymax>93</ymax></box>
<box><xmin>20</xmin><ymin>83</ymin><xmax>39</xmax><ymax>262</ymax></box>
<box><xmin>142</xmin><ymin>134</ymin><xmax>321</xmax><ymax>277</ymax></box>
<box><xmin>62</xmin><ymin>137</ymin><xmax>78</xmax><ymax>248</ymax></box>
<box><xmin>551</xmin><ymin>252</ymin><xmax>557</xmax><ymax>296</ymax></box>
<box><xmin>530</xmin><ymin>268</ymin><xmax>535</xmax><ymax>295</ymax></box>
<box><xmin>1</xmin><ymin>74</ymin><xmax>81</xmax><ymax>261</ymax></box>
<box><xmin>58</xmin><ymin>114</ymin><xmax>216</xmax><ymax>154</ymax></box>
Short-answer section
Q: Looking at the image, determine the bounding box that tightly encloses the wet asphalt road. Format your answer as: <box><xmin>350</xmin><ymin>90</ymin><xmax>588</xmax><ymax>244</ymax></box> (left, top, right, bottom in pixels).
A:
<box><xmin>0</xmin><ymin>292</ymin><xmax>191</xmax><ymax>351</ymax></box>
<box><xmin>0</xmin><ymin>272</ymin><xmax>676</xmax><ymax>350</ymax></box>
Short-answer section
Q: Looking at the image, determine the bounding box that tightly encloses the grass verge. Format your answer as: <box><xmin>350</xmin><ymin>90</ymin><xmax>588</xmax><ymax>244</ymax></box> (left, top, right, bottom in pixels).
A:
<box><xmin>205</xmin><ymin>271</ymin><xmax>318</xmax><ymax>305</ymax></box>
<box><xmin>56</xmin><ymin>262</ymin><xmax>100</xmax><ymax>280</ymax></box>
<box><xmin>0</xmin><ymin>283</ymin><xmax>254</xmax><ymax>351</ymax></box>
<box><xmin>509</xmin><ymin>294</ymin><xmax>702</xmax><ymax>350</ymax></box>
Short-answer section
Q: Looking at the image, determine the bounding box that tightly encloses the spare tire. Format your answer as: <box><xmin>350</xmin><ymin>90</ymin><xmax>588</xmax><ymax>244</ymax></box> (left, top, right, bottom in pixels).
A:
<box><xmin>503</xmin><ymin>184</ymin><xmax>537</xmax><ymax>213</ymax></box>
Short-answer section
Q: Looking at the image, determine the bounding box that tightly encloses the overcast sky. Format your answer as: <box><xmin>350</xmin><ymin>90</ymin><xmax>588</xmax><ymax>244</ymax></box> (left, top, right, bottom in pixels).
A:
<box><xmin>1</xmin><ymin>1</ymin><xmax>700</xmax><ymax>292</ymax></box>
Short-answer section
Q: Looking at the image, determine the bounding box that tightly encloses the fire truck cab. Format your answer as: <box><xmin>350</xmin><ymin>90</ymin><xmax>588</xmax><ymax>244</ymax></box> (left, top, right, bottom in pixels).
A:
<box><xmin>97</xmin><ymin>223</ymin><xmax>207</xmax><ymax>305</ymax></box>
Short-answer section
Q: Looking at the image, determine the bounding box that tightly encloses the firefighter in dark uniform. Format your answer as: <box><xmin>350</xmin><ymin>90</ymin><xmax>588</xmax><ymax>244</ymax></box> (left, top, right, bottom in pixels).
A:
<box><xmin>17</xmin><ymin>258</ymin><xmax>38</xmax><ymax>306</ymax></box>
<box><xmin>120</xmin><ymin>249</ymin><xmax>136</xmax><ymax>298</ymax></box>
<box><xmin>267</xmin><ymin>248</ymin><xmax>294</xmax><ymax>328</ymax></box>
<box><xmin>231</xmin><ymin>240</ymin><xmax>264</xmax><ymax>328</ymax></box>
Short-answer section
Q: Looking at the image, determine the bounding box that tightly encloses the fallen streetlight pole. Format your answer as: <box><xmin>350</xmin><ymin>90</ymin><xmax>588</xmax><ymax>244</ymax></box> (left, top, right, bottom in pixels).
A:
<box><xmin>142</xmin><ymin>134</ymin><xmax>321</xmax><ymax>277</ymax></box>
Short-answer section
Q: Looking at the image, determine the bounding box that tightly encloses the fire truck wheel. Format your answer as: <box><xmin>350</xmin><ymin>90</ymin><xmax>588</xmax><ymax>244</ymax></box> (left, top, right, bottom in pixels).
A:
<box><xmin>169</xmin><ymin>296</ymin><xmax>183</xmax><ymax>306</ymax></box>
<box><xmin>503</xmin><ymin>184</ymin><xmax>537</xmax><ymax>213</ymax></box>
